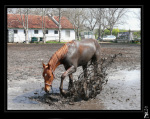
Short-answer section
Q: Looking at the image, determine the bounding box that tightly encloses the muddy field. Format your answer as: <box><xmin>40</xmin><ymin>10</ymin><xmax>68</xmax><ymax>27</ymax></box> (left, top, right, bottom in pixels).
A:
<box><xmin>7</xmin><ymin>42</ymin><xmax>141</xmax><ymax>110</ymax></box>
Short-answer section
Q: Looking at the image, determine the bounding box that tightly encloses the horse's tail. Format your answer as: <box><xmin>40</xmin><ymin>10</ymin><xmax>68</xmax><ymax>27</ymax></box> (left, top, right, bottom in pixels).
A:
<box><xmin>93</xmin><ymin>39</ymin><xmax>101</xmax><ymax>63</ymax></box>
<box><xmin>94</xmin><ymin>39</ymin><xmax>101</xmax><ymax>50</ymax></box>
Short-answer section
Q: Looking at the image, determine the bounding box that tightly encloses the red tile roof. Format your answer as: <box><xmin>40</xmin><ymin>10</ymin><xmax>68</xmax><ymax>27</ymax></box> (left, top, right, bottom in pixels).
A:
<box><xmin>7</xmin><ymin>14</ymin><xmax>74</xmax><ymax>29</ymax></box>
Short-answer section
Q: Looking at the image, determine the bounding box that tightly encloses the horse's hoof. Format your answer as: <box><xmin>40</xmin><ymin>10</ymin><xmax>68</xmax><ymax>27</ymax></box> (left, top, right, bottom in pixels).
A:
<box><xmin>61</xmin><ymin>89</ymin><xmax>66</xmax><ymax>94</ymax></box>
<box><xmin>60</xmin><ymin>89</ymin><xmax>67</xmax><ymax>96</ymax></box>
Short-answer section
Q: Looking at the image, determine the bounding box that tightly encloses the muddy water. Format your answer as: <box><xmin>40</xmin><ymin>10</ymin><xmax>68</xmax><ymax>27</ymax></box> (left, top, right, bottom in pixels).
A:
<box><xmin>97</xmin><ymin>69</ymin><xmax>141</xmax><ymax>110</ymax></box>
<box><xmin>7</xmin><ymin>43</ymin><xmax>141</xmax><ymax>110</ymax></box>
<box><xmin>7</xmin><ymin>68</ymin><xmax>141</xmax><ymax>110</ymax></box>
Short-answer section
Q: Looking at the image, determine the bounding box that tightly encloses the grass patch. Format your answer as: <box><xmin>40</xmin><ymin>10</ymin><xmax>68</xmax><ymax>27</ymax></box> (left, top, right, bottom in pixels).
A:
<box><xmin>46</xmin><ymin>41</ymin><xmax>66</xmax><ymax>44</ymax></box>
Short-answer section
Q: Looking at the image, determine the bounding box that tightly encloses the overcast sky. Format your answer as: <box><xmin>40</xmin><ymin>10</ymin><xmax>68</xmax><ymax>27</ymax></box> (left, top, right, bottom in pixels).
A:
<box><xmin>116</xmin><ymin>8</ymin><xmax>141</xmax><ymax>30</ymax></box>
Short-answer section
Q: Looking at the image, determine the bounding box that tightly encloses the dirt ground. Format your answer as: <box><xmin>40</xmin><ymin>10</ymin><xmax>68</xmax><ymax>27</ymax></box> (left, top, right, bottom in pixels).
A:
<box><xmin>7</xmin><ymin>42</ymin><xmax>141</xmax><ymax>110</ymax></box>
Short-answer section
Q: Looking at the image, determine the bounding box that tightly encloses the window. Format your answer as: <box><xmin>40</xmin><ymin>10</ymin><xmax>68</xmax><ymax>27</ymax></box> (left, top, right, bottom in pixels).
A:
<box><xmin>34</xmin><ymin>30</ymin><xmax>38</xmax><ymax>34</ymax></box>
<box><xmin>45</xmin><ymin>30</ymin><xmax>48</xmax><ymax>34</ymax></box>
<box><xmin>14</xmin><ymin>30</ymin><xmax>18</xmax><ymax>34</ymax></box>
<box><xmin>88</xmin><ymin>32</ymin><xmax>92</xmax><ymax>35</ymax></box>
<box><xmin>65</xmin><ymin>30</ymin><xmax>70</xmax><ymax>37</ymax></box>
<box><xmin>84</xmin><ymin>32</ymin><xmax>88</xmax><ymax>35</ymax></box>
<box><xmin>54</xmin><ymin>30</ymin><xmax>58</xmax><ymax>34</ymax></box>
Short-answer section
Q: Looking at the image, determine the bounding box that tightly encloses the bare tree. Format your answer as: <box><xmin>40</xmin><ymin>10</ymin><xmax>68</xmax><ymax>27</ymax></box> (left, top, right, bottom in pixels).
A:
<box><xmin>47</xmin><ymin>8</ymin><xmax>63</xmax><ymax>42</ymax></box>
<box><xmin>95</xmin><ymin>8</ymin><xmax>107</xmax><ymax>39</ymax></box>
<box><xmin>84</xmin><ymin>8</ymin><xmax>98</xmax><ymax>33</ymax></box>
<box><xmin>58</xmin><ymin>8</ymin><xmax>62</xmax><ymax>42</ymax></box>
<box><xmin>30</xmin><ymin>8</ymin><xmax>52</xmax><ymax>43</ymax></box>
<box><xmin>65</xmin><ymin>8</ymin><xmax>86</xmax><ymax>40</ymax></box>
<box><xmin>19</xmin><ymin>8</ymin><xmax>29</xmax><ymax>44</ymax></box>
<box><xmin>41</xmin><ymin>8</ymin><xmax>50</xmax><ymax>44</ymax></box>
<box><xmin>8</xmin><ymin>8</ymin><xmax>29</xmax><ymax>44</ymax></box>
<box><xmin>41</xmin><ymin>8</ymin><xmax>46</xmax><ymax>43</ymax></box>
<box><xmin>134</xmin><ymin>8</ymin><xmax>141</xmax><ymax>21</ymax></box>
<box><xmin>105</xmin><ymin>8</ymin><xmax>128</xmax><ymax>35</ymax></box>
<box><xmin>133</xmin><ymin>8</ymin><xmax>141</xmax><ymax>29</ymax></box>
<box><xmin>29</xmin><ymin>8</ymin><xmax>42</xmax><ymax>15</ymax></box>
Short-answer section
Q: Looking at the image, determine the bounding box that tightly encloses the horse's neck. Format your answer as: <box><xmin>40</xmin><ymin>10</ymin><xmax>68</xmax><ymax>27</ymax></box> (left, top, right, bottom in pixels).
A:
<box><xmin>48</xmin><ymin>44</ymin><xmax>68</xmax><ymax>71</ymax></box>
<box><xmin>49</xmin><ymin>53</ymin><xmax>60</xmax><ymax>71</ymax></box>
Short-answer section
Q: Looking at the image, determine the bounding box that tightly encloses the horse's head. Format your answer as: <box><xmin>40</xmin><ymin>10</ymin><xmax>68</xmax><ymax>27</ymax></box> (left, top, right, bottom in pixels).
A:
<box><xmin>42</xmin><ymin>62</ymin><xmax>54</xmax><ymax>93</ymax></box>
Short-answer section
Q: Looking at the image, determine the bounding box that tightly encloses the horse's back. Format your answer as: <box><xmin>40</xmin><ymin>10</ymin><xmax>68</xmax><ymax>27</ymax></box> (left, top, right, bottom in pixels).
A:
<box><xmin>75</xmin><ymin>38</ymin><xmax>99</xmax><ymax>45</ymax></box>
<box><xmin>64</xmin><ymin>39</ymin><xmax>100</xmax><ymax>67</ymax></box>
<box><xmin>75</xmin><ymin>38</ymin><xmax>100</xmax><ymax>53</ymax></box>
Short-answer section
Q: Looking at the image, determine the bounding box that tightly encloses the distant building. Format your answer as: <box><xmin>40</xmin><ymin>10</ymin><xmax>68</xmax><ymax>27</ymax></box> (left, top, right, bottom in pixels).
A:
<box><xmin>117</xmin><ymin>31</ymin><xmax>134</xmax><ymax>42</ymax></box>
<box><xmin>80</xmin><ymin>31</ymin><xmax>95</xmax><ymax>39</ymax></box>
<box><xmin>7</xmin><ymin>14</ymin><xmax>75</xmax><ymax>43</ymax></box>
<box><xmin>118</xmin><ymin>32</ymin><xmax>130</xmax><ymax>37</ymax></box>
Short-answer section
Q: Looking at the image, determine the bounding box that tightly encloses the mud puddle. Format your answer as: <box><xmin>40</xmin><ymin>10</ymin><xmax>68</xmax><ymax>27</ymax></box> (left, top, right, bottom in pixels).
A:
<box><xmin>97</xmin><ymin>69</ymin><xmax>141</xmax><ymax>110</ymax></box>
<box><xmin>7</xmin><ymin>68</ymin><xmax>140</xmax><ymax>110</ymax></box>
<box><xmin>7</xmin><ymin>43</ymin><xmax>141</xmax><ymax>110</ymax></box>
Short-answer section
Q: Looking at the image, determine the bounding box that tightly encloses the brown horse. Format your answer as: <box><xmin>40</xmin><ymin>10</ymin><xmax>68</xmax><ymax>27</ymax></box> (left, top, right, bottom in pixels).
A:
<box><xmin>42</xmin><ymin>38</ymin><xmax>101</xmax><ymax>95</ymax></box>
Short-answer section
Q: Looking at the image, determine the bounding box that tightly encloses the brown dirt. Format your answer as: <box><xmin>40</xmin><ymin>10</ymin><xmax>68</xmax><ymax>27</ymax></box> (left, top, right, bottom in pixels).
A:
<box><xmin>7</xmin><ymin>42</ymin><xmax>141</xmax><ymax>110</ymax></box>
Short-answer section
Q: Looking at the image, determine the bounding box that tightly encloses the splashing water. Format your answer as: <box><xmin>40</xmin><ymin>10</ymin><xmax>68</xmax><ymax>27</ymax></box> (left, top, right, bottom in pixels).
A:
<box><xmin>59</xmin><ymin>53</ymin><xmax>122</xmax><ymax>101</ymax></box>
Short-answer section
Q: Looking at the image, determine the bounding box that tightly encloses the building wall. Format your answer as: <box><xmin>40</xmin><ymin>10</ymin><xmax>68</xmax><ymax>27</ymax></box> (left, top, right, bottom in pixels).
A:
<box><xmin>8</xmin><ymin>28</ymin><xmax>75</xmax><ymax>42</ymax></box>
<box><xmin>13</xmin><ymin>29</ymin><xmax>25</xmax><ymax>42</ymax></box>
<box><xmin>80</xmin><ymin>31</ymin><xmax>95</xmax><ymax>39</ymax></box>
<box><xmin>8</xmin><ymin>29</ymin><xmax>14</xmax><ymax>42</ymax></box>
<box><xmin>84</xmin><ymin>35</ymin><xmax>95</xmax><ymax>39</ymax></box>
<box><xmin>61</xmin><ymin>30</ymin><xmax>75</xmax><ymax>42</ymax></box>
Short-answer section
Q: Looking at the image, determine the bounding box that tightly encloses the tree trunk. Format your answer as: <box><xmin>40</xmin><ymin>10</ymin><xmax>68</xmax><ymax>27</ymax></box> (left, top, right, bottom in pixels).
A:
<box><xmin>110</xmin><ymin>28</ymin><xmax>113</xmax><ymax>35</ymax></box>
<box><xmin>42</xmin><ymin>8</ymin><xmax>46</xmax><ymax>44</ymax></box>
<box><xmin>42</xmin><ymin>33</ymin><xmax>46</xmax><ymax>43</ymax></box>
<box><xmin>98</xmin><ymin>24</ymin><xmax>101</xmax><ymax>39</ymax></box>
<box><xmin>26</xmin><ymin>8</ymin><xmax>29</xmax><ymax>44</ymax></box>
<box><xmin>77</xmin><ymin>28</ymin><xmax>79</xmax><ymax>40</ymax></box>
<box><xmin>59</xmin><ymin>23</ymin><xmax>61</xmax><ymax>42</ymax></box>
<box><xmin>58</xmin><ymin>8</ymin><xmax>61</xmax><ymax>42</ymax></box>
<box><xmin>25</xmin><ymin>29</ymin><xmax>29</xmax><ymax>44</ymax></box>
<box><xmin>47</xmin><ymin>9</ymin><xmax>61</xmax><ymax>42</ymax></box>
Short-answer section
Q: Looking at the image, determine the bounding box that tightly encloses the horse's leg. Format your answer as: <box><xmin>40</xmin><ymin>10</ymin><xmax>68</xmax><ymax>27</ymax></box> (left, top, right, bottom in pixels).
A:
<box><xmin>59</xmin><ymin>65</ymin><xmax>76</xmax><ymax>94</ymax></box>
<box><xmin>64</xmin><ymin>65</ymin><xmax>74</xmax><ymax>90</ymax></box>
<box><xmin>82</xmin><ymin>63</ymin><xmax>91</xmax><ymax>99</ymax></box>
<box><xmin>68</xmin><ymin>74</ymin><xmax>73</xmax><ymax>90</ymax></box>
<box><xmin>82</xmin><ymin>64</ymin><xmax>88</xmax><ymax>80</ymax></box>
<box><xmin>93</xmin><ymin>51</ymin><xmax>100</xmax><ymax>77</ymax></box>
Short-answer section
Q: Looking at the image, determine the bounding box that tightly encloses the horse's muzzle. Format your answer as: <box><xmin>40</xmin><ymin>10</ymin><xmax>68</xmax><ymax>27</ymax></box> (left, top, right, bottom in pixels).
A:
<box><xmin>45</xmin><ymin>87</ymin><xmax>50</xmax><ymax>93</ymax></box>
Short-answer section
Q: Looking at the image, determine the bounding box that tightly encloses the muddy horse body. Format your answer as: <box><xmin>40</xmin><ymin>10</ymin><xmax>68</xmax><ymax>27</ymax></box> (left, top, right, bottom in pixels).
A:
<box><xmin>42</xmin><ymin>38</ymin><xmax>101</xmax><ymax>95</ymax></box>
<box><xmin>62</xmin><ymin>38</ymin><xmax>100</xmax><ymax>67</ymax></box>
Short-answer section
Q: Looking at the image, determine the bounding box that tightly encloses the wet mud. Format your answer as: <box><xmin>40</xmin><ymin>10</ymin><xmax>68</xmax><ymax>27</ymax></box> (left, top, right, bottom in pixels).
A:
<box><xmin>7</xmin><ymin>43</ymin><xmax>141</xmax><ymax>110</ymax></box>
<box><xmin>51</xmin><ymin>53</ymin><xmax>122</xmax><ymax>101</ymax></box>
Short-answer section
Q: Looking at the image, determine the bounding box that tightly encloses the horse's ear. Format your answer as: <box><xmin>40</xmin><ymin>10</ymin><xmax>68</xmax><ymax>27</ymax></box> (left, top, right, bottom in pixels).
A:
<box><xmin>42</xmin><ymin>62</ymin><xmax>46</xmax><ymax>68</ymax></box>
<box><xmin>48</xmin><ymin>63</ymin><xmax>51</xmax><ymax>69</ymax></box>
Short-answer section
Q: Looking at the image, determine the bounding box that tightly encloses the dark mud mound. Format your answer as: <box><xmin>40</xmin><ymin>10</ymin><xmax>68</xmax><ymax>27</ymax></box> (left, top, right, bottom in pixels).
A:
<box><xmin>29</xmin><ymin>53</ymin><xmax>122</xmax><ymax>105</ymax></box>
<box><xmin>34</xmin><ymin>53</ymin><xmax>122</xmax><ymax>105</ymax></box>
<box><xmin>62</xmin><ymin>53</ymin><xmax>122</xmax><ymax>101</ymax></box>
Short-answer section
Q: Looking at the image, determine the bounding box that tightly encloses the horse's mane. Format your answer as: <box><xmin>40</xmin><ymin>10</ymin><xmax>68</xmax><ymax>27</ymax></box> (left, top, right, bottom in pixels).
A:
<box><xmin>48</xmin><ymin>40</ymin><xmax>75</xmax><ymax>70</ymax></box>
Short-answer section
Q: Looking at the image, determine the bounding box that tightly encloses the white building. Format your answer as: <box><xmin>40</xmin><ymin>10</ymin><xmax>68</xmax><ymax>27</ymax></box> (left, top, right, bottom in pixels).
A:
<box><xmin>7</xmin><ymin>14</ymin><xmax>75</xmax><ymax>43</ymax></box>
<box><xmin>80</xmin><ymin>31</ymin><xmax>95</xmax><ymax>39</ymax></box>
